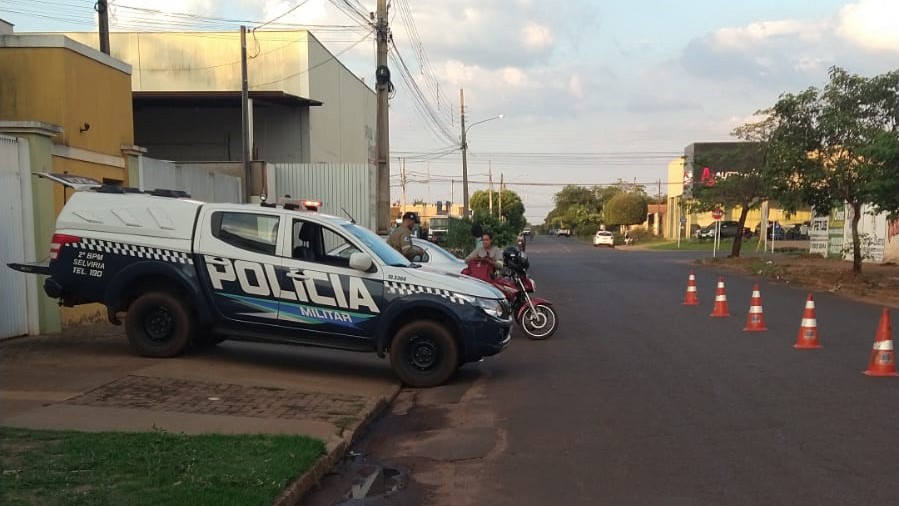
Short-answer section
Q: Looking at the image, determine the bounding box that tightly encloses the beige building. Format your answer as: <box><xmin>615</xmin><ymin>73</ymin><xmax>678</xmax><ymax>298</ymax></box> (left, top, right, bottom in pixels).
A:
<box><xmin>65</xmin><ymin>30</ymin><xmax>376</xmax><ymax>165</ymax></box>
<box><xmin>665</xmin><ymin>156</ymin><xmax>811</xmax><ymax>240</ymax></box>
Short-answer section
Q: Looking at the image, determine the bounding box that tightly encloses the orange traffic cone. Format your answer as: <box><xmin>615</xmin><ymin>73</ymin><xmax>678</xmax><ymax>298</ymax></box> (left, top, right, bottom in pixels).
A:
<box><xmin>863</xmin><ymin>308</ymin><xmax>898</xmax><ymax>377</ymax></box>
<box><xmin>710</xmin><ymin>277</ymin><xmax>730</xmax><ymax>317</ymax></box>
<box><xmin>793</xmin><ymin>294</ymin><xmax>821</xmax><ymax>349</ymax></box>
<box><xmin>743</xmin><ymin>284</ymin><xmax>768</xmax><ymax>332</ymax></box>
<box><xmin>683</xmin><ymin>270</ymin><xmax>700</xmax><ymax>306</ymax></box>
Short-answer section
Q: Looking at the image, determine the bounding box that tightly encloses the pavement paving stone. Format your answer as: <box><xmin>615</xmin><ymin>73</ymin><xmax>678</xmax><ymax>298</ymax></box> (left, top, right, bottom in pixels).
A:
<box><xmin>57</xmin><ymin>374</ymin><xmax>370</xmax><ymax>424</ymax></box>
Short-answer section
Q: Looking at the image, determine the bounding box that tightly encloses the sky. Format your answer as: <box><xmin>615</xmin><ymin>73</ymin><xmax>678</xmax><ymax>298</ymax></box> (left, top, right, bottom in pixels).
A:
<box><xmin>4</xmin><ymin>0</ymin><xmax>899</xmax><ymax>222</ymax></box>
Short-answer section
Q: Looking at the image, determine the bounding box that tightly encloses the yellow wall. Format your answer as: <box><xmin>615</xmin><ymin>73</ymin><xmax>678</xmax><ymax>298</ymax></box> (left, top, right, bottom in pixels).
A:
<box><xmin>0</xmin><ymin>47</ymin><xmax>134</xmax><ymax>159</ymax></box>
<box><xmin>392</xmin><ymin>203</ymin><xmax>466</xmax><ymax>228</ymax></box>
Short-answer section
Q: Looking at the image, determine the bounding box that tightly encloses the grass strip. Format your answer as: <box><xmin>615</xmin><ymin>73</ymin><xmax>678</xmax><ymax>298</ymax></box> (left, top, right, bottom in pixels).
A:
<box><xmin>0</xmin><ymin>427</ymin><xmax>325</xmax><ymax>506</ymax></box>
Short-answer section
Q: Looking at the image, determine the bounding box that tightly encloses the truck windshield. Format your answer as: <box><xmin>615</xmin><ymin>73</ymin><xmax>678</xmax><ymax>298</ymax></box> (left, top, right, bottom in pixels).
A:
<box><xmin>341</xmin><ymin>223</ymin><xmax>411</xmax><ymax>267</ymax></box>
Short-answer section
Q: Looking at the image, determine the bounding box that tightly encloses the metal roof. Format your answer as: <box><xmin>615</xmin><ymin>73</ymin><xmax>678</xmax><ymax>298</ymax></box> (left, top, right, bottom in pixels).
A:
<box><xmin>132</xmin><ymin>91</ymin><xmax>323</xmax><ymax>108</ymax></box>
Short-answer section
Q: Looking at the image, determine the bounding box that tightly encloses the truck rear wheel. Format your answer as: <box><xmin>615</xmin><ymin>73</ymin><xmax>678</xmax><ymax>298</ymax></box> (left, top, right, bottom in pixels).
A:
<box><xmin>389</xmin><ymin>320</ymin><xmax>459</xmax><ymax>388</ymax></box>
<box><xmin>125</xmin><ymin>291</ymin><xmax>193</xmax><ymax>358</ymax></box>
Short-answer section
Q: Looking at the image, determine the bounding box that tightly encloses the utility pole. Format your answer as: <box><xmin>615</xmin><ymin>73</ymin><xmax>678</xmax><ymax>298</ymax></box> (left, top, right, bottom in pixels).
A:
<box><xmin>96</xmin><ymin>0</ymin><xmax>110</xmax><ymax>55</ymax></box>
<box><xmin>240</xmin><ymin>26</ymin><xmax>251</xmax><ymax>202</ymax></box>
<box><xmin>400</xmin><ymin>157</ymin><xmax>407</xmax><ymax>211</ymax></box>
<box><xmin>451</xmin><ymin>179</ymin><xmax>455</xmax><ymax>205</ymax></box>
<box><xmin>460</xmin><ymin>88</ymin><xmax>469</xmax><ymax>218</ymax></box>
<box><xmin>488</xmin><ymin>161</ymin><xmax>493</xmax><ymax>215</ymax></box>
<box><xmin>498</xmin><ymin>173</ymin><xmax>504</xmax><ymax>220</ymax></box>
<box><xmin>375</xmin><ymin>0</ymin><xmax>391</xmax><ymax>233</ymax></box>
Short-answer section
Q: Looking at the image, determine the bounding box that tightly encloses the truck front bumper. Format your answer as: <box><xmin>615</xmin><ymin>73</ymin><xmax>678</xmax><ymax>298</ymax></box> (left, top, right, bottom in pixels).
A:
<box><xmin>463</xmin><ymin>315</ymin><xmax>512</xmax><ymax>361</ymax></box>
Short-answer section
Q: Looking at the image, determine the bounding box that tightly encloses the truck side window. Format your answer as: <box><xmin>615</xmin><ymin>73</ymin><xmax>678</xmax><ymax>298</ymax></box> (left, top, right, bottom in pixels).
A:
<box><xmin>292</xmin><ymin>219</ymin><xmax>354</xmax><ymax>267</ymax></box>
<box><xmin>212</xmin><ymin>212</ymin><xmax>280</xmax><ymax>256</ymax></box>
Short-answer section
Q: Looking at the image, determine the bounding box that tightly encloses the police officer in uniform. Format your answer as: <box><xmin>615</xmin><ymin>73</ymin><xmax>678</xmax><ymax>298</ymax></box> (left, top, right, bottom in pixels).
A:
<box><xmin>389</xmin><ymin>212</ymin><xmax>426</xmax><ymax>260</ymax></box>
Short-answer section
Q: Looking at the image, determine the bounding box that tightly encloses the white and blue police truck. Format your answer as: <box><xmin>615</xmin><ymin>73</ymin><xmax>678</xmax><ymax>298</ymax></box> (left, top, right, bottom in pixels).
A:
<box><xmin>8</xmin><ymin>180</ymin><xmax>512</xmax><ymax>387</ymax></box>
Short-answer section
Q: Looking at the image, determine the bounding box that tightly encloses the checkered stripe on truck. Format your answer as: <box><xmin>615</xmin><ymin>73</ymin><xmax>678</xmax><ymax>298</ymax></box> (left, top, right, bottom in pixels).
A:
<box><xmin>384</xmin><ymin>281</ymin><xmax>466</xmax><ymax>305</ymax></box>
<box><xmin>72</xmin><ymin>238</ymin><xmax>194</xmax><ymax>265</ymax></box>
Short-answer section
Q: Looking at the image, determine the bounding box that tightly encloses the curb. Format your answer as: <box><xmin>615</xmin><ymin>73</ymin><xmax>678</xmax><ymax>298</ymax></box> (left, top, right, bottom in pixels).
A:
<box><xmin>272</xmin><ymin>383</ymin><xmax>403</xmax><ymax>506</ymax></box>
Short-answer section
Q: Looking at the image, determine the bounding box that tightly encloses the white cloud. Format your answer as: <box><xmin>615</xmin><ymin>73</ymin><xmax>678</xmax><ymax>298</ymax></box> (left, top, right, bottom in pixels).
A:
<box><xmin>836</xmin><ymin>0</ymin><xmax>899</xmax><ymax>53</ymax></box>
<box><xmin>521</xmin><ymin>23</ymin><xmax>553</xmax><ymax>51</ymax></box>
<box><xmin>681</xmin><ymin>0</ymin><xmax>899</xmax><ymax>88</ymax></box>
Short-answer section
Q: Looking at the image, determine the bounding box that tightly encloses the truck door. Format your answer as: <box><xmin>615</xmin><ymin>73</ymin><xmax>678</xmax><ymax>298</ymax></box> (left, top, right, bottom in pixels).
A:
<box><xmin>194</xmin><ymin>209</ymin><xmax>285</xmax><ymax>325</ymax></box>
<box><xmin>276</xmin><ymin>218</ymin><xmax>384</xmax><ymax>342</ymax></box>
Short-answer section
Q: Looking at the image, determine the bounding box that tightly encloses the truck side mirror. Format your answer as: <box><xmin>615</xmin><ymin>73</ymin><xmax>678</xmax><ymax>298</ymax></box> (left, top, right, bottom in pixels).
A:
<box><xmin>349</xmin><ymin>252</ymin><xmax>373</xmax><ymax>272</ymax></box>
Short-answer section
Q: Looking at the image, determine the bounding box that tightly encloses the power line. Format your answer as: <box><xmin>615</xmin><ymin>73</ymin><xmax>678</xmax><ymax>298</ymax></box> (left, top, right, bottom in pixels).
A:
<box><xmin>248</xmin><ymin>30</ymin><xmax>374</xmax><ymax>88</ymax></box>
<box><xmin>389</xmin><ymin>38</ymin><xmax>458</xmax><ymax>145</ymax></box>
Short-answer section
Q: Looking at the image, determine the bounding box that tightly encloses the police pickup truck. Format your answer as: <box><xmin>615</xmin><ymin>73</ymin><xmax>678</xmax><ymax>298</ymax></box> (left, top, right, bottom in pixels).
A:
<box><xmin>9</xmin><ymin>184</ymin><xmax>512</xmax><ymax>387</ymax></box>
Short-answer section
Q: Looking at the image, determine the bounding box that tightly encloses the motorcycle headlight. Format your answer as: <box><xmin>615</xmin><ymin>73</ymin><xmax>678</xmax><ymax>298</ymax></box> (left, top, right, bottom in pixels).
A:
<box><xmin>460</xmin><ymin>295</ymin><xmax>506</xmax><ymax>319</ymax></box>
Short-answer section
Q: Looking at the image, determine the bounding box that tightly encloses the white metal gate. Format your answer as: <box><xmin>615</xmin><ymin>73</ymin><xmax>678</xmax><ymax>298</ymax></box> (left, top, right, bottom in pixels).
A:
<box><xmin>268</xmin><ymin>163</ymin><xmax>377</xmax><ymax>231</ymax></box>
<box><xmin>0</xmin><ymin>134</ymin><xmax>38</xmax><ymax>338</ymax></box>
<box><xmin>139</xmin><ymin>157</ymin><xmax>242</xmax><ymax>203</ymax></box>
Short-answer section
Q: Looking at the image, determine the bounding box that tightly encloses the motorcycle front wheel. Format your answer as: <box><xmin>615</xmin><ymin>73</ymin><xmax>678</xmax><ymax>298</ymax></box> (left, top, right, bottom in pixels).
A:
<box><xmin>518</xmin><ymin>303</ymin><xmax>558</xmax><ymax>340</ymax></box>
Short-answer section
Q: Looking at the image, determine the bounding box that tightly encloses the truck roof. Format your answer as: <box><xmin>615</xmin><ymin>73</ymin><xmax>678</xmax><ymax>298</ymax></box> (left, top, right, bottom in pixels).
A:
<box><xmin>56</xmin><ymin>191</ymin><xmax>356</xmax><ymax>241</ymax></box>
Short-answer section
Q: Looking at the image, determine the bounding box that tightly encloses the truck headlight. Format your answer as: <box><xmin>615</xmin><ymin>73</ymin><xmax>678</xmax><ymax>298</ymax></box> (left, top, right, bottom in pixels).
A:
<box><xmin>460</xmin><ymin>295</ymin><xmax>506</xmax><ymax>318</ymax></box>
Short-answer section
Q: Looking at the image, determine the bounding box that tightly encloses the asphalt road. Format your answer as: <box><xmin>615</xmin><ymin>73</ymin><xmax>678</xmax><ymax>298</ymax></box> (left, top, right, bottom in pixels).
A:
<box><xmin>304</xmin><ymin>235</ymin><xmax>899</xmax><ymax>506</ymax></box>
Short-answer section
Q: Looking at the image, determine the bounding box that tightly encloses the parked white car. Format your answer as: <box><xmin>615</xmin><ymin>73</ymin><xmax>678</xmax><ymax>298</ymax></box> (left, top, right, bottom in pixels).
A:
<box><xmin>593</xmin><ymin>230</ymin><xmax>614</xmax><ymax>247</ymax></box>
<box><xmin>331</xmin><ymin>237</ymin><xmax>465</xmax><ymax>272</ymax></box>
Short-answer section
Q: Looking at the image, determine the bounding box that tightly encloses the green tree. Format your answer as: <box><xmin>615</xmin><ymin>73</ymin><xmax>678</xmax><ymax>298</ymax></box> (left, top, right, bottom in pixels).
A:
<box><xmin>543</xmin><ymin>185</ymin><xmax>603</xmax><ymax>235</ymax></box>
<box><xmin>769</xmin><ymin>67</ymin><xmax>899</xmax><ymax>273</ymax></box>
<box><xmin>689</xmin><ymin>118</ymin><xmax>774</xmax><ymax>257</ymax></box>
<box><xmin>604</xmin><ymin>193</ymin><xmax>648</xmax><ymax>227</ymax></box>
<box><xmin>470</xmin><ymin>189</ymin><xmax>526</xmax><ymax>231</ymax></box>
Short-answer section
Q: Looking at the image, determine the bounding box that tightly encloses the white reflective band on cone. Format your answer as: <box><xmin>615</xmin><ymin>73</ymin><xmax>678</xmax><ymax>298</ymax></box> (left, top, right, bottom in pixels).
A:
<box><xmin>872</xmin><ymin>340</ymin><xmax>894</xmax><ymax>351</ymax></box>
<box><xmin>752</xmin><ymin>291</ymin><xmax>761</xmax><ymax>297</ymax></box>
<box><xmin>716</xmin><ymin>295</ymin><xmax>727</xmax><ymax>302</ymax></box>
<box><xmin>801</xmin><ymin>318</ymin><xmax>817</xmax><ymax>327</ymax></box>
<box><xmin>717</xmin><ymin>283</ymin><xmax>725</xmax><ymax>288</ymax></box>
<box><xmin>687</xmin><ymin>287</ymin><xmax>697</xmax><ymax>292</ymax></box>
<box><xmin>805</xmin><ymin>301</ymin><xmax>815</xmax><ymax>309</ymax></box>
<box><xmin>750</xmin><ymin>306</ymin><xmax>764</xmax><ymax>313</ymax></box>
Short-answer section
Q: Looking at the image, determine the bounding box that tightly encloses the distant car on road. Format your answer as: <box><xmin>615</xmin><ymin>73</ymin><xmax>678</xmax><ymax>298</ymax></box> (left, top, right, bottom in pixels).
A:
<box><xmin>557</xmin><ymin>228</ymin><xmax>571</xmax><ymax>237</ymax></box>
<box><xmin>522</xmin><ymin>227</ymin><xmax>532</xmax><ymax>237</ymax></box>
<box><xmin>593</xmin><ymin>230</ymin><xmax>614</xmax><ymax>247</ymax></box>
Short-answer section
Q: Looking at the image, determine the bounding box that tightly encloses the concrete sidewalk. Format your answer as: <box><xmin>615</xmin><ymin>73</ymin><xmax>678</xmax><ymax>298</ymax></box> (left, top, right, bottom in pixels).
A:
<box><xmin>1</xmin><ymin>324</ymin><xmax>401</xmax><ymax>502</ymax></box>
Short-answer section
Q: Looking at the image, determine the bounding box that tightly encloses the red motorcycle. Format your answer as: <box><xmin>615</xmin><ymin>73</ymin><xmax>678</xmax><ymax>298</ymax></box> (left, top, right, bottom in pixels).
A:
<box><xmin>463</xmin><ymin>247</ymin><xmax>558</xmax><ymax>340</ymax></box>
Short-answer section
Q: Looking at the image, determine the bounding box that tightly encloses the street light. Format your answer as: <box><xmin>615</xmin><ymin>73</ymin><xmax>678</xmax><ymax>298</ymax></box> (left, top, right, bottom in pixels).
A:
<box><xmin>461</xmin><ymin>113</ymin><xmax>504</xmax><ymax>218</ymax></box>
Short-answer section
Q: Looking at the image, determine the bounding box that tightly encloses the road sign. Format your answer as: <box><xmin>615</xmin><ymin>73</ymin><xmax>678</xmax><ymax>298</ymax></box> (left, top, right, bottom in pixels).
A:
<box><xmin>712</xmin><ymin>208</ymin><xmax>724</xmax><ymax>221</ymax></box>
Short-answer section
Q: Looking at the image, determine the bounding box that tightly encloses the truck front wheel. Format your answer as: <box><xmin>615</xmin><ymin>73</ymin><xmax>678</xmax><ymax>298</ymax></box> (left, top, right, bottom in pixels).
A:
<box><xmin>389</xmin><ymin>320</ymin><xmax>459</xmax><ymax>388</ymax></box>
<box><xmin>125</xmin><ymin>291</ymin><xmax>194</xmax><ymax>358</ymax></box>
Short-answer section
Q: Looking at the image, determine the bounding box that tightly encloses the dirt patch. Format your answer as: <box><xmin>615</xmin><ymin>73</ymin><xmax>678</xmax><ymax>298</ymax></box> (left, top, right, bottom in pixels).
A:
<box><xmin>698</xmin><ymin>255</ymin><xmax>899</xmax><ymax>308</ymax></box>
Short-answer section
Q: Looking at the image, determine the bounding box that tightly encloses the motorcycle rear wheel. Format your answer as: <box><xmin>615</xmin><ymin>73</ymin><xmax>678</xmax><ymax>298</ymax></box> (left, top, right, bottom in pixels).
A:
<box><xmin>518</xmin><ymin>303</ymin><xmax>558</xmax><ymax>340</ymax></box>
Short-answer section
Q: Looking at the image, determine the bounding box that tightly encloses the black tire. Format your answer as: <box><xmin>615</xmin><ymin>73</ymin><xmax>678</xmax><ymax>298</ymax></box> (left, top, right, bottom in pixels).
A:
<box><xmin>389</xmin><ymin>320</ymin><xmax>459</xmax><ymax>388</ymax></box>
<box><xmin>518</xmin><ymin>303</ymin><xmax>558</xmax><ymax>340</ymax></box>
<box><xmin>125</xmin><ymin>291</ymin><xmax>194</xmax><ymax>358</ymax></box>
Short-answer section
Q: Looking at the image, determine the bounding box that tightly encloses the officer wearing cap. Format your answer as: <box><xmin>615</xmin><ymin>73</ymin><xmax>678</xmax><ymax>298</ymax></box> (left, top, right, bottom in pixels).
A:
<box><xmin>388</xmin><ymin>211</ymin><xmax>426</xmax><ymax>260</ymax></box>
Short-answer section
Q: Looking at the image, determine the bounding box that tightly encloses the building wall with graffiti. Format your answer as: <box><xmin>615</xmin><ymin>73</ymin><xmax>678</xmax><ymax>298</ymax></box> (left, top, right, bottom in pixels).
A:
<box><xmin>811</xmin><ymin>204</ymin><xmax>899</xmax><ymax>263</ymax></box>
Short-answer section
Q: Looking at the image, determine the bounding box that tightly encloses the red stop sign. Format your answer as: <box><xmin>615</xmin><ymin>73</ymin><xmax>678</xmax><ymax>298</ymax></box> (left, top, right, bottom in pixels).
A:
<box><xmin>712</xmin><ymin>208</ymin><xmax>724</xmax><ymax>220</ymax></box>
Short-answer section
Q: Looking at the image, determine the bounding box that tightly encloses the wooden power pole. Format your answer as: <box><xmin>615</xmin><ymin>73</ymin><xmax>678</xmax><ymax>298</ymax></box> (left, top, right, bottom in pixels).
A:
<box><xmin>96</xmin><ymin>0</ymin><xmax>110</xmax><ymax>55</ymax></box>
<box><xmin>240</xmin><ymin>26</ymin><xmax>251</xmax><ymax>202</ymax></box>
<box><xmin>375</xmin><ymin>0</ymin><xmax>391</xmax><ymax>233</ymax></box>
<box><xmin>498</xmin><ymin>173</ymin><xmax>504</xmax><ymax>220</ymax></box>
<box><xmin>488</xmin><ymin>161</ymin><xmax>493</xmax><ymax>215</ymax></box>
